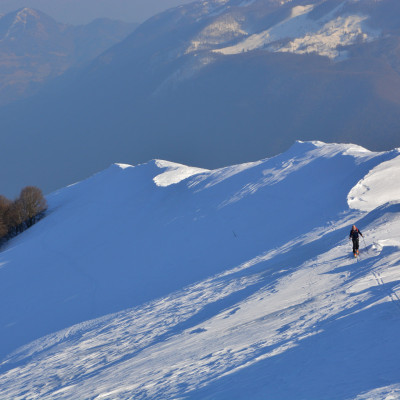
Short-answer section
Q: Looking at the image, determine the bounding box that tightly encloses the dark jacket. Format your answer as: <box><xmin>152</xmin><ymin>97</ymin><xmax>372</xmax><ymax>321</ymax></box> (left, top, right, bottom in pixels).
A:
<box><xmin>349</xmin><ymin>228</ymin><xmax>363</xmax><ymax>240</ymax></box>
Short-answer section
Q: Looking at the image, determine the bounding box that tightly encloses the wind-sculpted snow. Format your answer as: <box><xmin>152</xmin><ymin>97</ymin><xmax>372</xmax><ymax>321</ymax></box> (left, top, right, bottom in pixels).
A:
<box><xmin>152</xmin><ymin>160</ymin><xmax>208</xmax><ymax>187</ymax></box>
<box><xmin>348</xmin><ymin>154</ymin><xmax>400</xmax><ymax>212</ymax></box>
<box><xmin>1</xmin><ymin>141</ymin><xmax>400</xmax><ymax>399</ymax></box>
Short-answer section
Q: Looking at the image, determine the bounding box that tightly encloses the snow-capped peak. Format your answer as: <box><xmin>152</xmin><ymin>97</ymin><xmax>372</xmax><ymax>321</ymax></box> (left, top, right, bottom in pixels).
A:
<box><xmin>152</xmin><ymin>160</ymin><xmax>208</xmax><ymax>187</ymax></box>
<box><xmin>12</xmin><ymin>7</ymin><xmax>41</xmax><ymax>26</ymax></box>
<box><xmin>17</xmin><ymin>8</ymin><xmax>38</xmax><ymax>17</ymax></box>
<box><xmin>0</xmin><ymin>7</ymin><xmax>51</xmax><ymax>40</ymax></box>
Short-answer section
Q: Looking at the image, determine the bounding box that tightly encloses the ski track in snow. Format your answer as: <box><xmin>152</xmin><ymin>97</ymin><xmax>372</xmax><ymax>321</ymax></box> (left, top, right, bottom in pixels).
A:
<box><xmin>1</xmin><ymin>141</ymin><xmax>400</xmax><ymax>399</ymax></box>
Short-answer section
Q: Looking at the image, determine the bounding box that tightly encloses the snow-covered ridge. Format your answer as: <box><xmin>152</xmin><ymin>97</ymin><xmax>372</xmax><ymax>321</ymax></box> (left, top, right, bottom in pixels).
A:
<box><xmin>214</xmin><ymin>2</ymin><xmax>380</xmax><ymax>59</ymax></box>
<box><xmin>1</xmin><ymin>141</ymin><xmax>400</xmax><ymax>399</ymax></box>
<box><xmin>153</xmin><ymin>160</ymin><xmax>208</xmax><ymax>186</ymax></box>
<box><xmin>110</xmin><ymin>160</ymin><xmax>208</xmax><ymax>187</ymax></box>
<box><xmin>348</xmin><ymin>151</ymin><xmax>400</xmax><ymax>212</ymax></box>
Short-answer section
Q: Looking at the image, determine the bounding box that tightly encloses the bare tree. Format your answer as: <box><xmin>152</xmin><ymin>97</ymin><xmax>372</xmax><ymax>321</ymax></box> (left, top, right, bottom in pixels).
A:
<box><xmin>0</xmin><ymin>195</ymin><xmax>11</xmax><ymax>239</ymax></box>
<box><xmin>0</xmin><ymin>215</ymin><xmax>7</xmax><ymax>239</ymax></box>
<box><xmin>5</xmin><ymin>200</ymin><xmax>25</xmax><ymax>235</ymax></box>
<box><xmin>19</xmin><ymin>186</ymin><xmax>48</xmax><ymax>227</ymax></box>
<box><xmin>0</xmin><ymin>195</ymin><xmax>11</xmax><ymax>214</ymax></box>
<box><xmin>0</xmin><ymin>187</ymin><xmax>47</xmax><ymax>243</ymax></box>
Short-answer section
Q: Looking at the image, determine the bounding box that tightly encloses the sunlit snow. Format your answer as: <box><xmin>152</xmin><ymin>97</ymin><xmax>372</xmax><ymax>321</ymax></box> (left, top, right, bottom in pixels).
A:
<box><xmin>348</xmin><ymin>154</ymin><xmax>400</xmax><ymax>212</ymax></box>
<box><xmin>214</xmin><ymin>3</ymin><xmax>380</xmax><ymax>59</ymax></box>
<box><xmin>1</xmin><ymin>141</ymin><xmax>400</xmax><ymax>399</ymax></box>
<box><xmin>153</xmin><ymin>160</ymin><xmax>208</xmax><ymax>187</ymax></box>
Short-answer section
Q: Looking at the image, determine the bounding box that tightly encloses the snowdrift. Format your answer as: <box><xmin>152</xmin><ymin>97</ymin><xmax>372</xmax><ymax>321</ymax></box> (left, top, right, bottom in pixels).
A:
<box><xmin>1</xmin><ymin>141</ymin><xmax>400</xmax><ymax>399</ymax></box>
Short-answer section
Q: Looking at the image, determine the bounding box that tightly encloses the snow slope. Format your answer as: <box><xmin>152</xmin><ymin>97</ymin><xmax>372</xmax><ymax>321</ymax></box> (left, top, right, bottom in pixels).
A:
<box><xmin>1</xmin><ymin>141</ymin><xmax>400</xmax><ymax>399</ymax></box>
<box><xmin>214</xmin><ymin>2</ymin><xmax>379</xmax><ymax>59</ymax></box>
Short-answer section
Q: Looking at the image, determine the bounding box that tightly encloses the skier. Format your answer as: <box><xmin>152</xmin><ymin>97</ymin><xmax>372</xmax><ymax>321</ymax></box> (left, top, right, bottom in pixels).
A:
<box><xmin>349</xmin><ymin>225</ymin><xmax>363</xmax><ymax>257</ymax></box>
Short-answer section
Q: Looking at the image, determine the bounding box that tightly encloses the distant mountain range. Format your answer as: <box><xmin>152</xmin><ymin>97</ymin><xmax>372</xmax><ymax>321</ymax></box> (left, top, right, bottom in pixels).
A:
<box><xmin>1</xmin><ymin>0</ymin><xmax>400</xmax><ymax>197</ymax></box>
<box><xmin>0</xmin><ymin>0</ymin><xmax>195</xmax><ymax>25</ymax></box>
<box><xmin>0</xmin><ymin>8</ymin><xmax>136</xmax><ymax>106</ymax></box>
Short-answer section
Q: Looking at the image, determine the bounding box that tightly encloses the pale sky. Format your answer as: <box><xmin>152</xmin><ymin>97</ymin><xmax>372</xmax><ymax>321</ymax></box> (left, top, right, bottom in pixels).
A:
<box><xmin>0</xmin><ymin>0</ymin><xmax>196</xmax><ymax>24</ymax></box>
